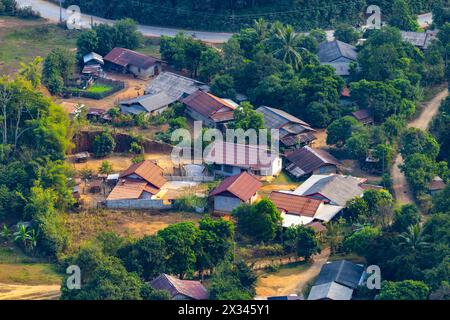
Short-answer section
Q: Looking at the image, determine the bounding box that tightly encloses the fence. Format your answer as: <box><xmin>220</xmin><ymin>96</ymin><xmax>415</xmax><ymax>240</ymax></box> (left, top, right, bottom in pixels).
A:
<box><xmin>164</xmin><ymin>176</ymin><xmax>215</xmax><ymax>182</ymax></box>
<box><xmin>65</xmin><ymin>78</ymin><xmax>125</xmax><ymax>100</ymax></box>
<box><xmin>106</xmin><ymin>199</ymin><xmax>173</xmax><ymax>210</ymax></box>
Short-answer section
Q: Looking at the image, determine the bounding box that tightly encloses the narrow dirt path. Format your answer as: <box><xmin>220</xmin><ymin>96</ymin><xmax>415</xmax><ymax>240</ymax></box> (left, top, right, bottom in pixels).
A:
<box><xmin>255</xmin><ymin>248</ymin><xmax>330</xmax><ymax>298</ymax></box>
<box><xmin>391</xmin><ymin>88</ymin><xmax>448</xmax><ymax>204</ymax></box>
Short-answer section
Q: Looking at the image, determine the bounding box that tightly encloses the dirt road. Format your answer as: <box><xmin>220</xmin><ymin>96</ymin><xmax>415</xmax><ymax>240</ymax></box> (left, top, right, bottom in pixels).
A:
<box><xmin>0</xmin><ymin>283</ymin><xmax>60</xmax><ymax>300</ymax></box>
<box><xmin>255</xmin><ymin>248</ymin><xmax>330</xmax><ymax>298</ymax></box>
<box><xmin>391</xmin><ymin>88</ymin><xmax>449</xmax><ymax>204</ymax></box>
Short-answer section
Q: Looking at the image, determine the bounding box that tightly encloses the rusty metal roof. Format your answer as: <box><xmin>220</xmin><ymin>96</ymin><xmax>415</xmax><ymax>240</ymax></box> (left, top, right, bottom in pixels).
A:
<box><xmin>351</xmin><ymin>109</ymin><xmax>372</xmax><ymax>121</ymax></box>
<box><xmin>104</xmin><ymin>47</ymin><xmax>161</xmax><ymax>69</ymax></box>
<box><xmin>120</xmin><ymin>160</ymin><xmax>166</xmax><ymax>189</ymax></box>
<box><xmin>150</xmin><ymin>274</ymin><xmax>208</xmax><ymax>300</ymax></box>
<box><xmin>269</xmin><ymin>191</ymin><xmax>323</xmax><ymax>217</ymax></box>
<box><xmin>210</xmin><ymin>172</ymin><xmax>262</xmax><ymax>202</ymax></box>
<box><xmin>182</xmin><ymin>91</ymin><xmax>236</xmax><ymax>119</ymax></box>
<box><xmin>106</xmin><ymin>180</ymin><xmax>148</xmax><ymax>201</ymax></box>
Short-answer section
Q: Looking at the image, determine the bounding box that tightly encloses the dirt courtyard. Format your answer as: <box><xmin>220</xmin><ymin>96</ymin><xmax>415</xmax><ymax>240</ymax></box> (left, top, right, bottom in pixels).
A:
<box><xmin>56</xmin><ymin>72</ymin><xmax>149</xmax><ymax>110</ymax></box>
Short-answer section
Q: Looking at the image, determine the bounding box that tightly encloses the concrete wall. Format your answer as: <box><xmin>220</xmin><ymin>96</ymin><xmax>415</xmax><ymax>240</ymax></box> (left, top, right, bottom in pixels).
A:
<box><xmin>214</xmin><ymin>195</ymin><xmax>243</xmax><ymax>213</ymax></box>
<box><xmin>213</xmin><ymin>165</ymin><xmax>242</xmax><ymax>177</ymax></box>
<box><xmin>129</xmin><ymin>63</ymin><xmax>161</xmax><ymax>79</ymax></box>
<box><xmin>106</xmin><ymin>199</ymin><xmax>172</xmax><ymax>210</ymax></box>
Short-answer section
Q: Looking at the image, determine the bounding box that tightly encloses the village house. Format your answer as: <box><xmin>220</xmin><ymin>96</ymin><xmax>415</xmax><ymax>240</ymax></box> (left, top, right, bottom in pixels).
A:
<box><xmin>82</xmin><ymin>52</ymin><xmax>104</xmax><ymax>79</ymax></box>
<box><xmin>256</xmin><ymin>106</ymin><xmax>317</xmax><ymax>148</ymax></box>
<box><xmin>210</xmin><ymin>172</ymin><xmax>262</xmax><ymax>215</ymax></box>
<box><xmin>401</xmin><ymin>30</ymin><xmax>437</xmax><ymax>50</ymax></box>
<box><xmin>204</xmin><ymin>141</ymin><xmax>283</xmax><ymax>177</ymax></box>
<box><xmin>292</xmin><ymin>174</ymin><xmax>366</xmax><ymax>206</ymax></box>
<box><xmin>120</xmin><ymin>72</ymin><xmax>209</xmax><ymax>116</ymax></box>
<box><xmin>308</xmin><ymin>260</ymin><xmax>365</xmax><ymax>300</ymax></box>
<box><xmin>106</xmin><ymin>160</ymin><xmax>170</xmax><ymax>209</ymax></box>
<box><xmin>428</xmin><ymin>176</ymin><xmax>447</xmax><ymax>195</ymax></box>
<box><xmin>351</xmin><ymin>109</ymin><xmax>374</xmax><ymax>125</ymax></box>
<box><xmin>182</xmin><ymin>91</ymin><xmax>238</xmax><ymax>129</ymax></box>
<box><xmin>150</xmin><ymin>274</ymin><xmax>208</xmax><ymax>300</ymax></box>
<box><xmin>284</xmin><ymin>146</ymin><xmax>340</xmax><ymax>178</ymax></box>
<box><xmin>104</xmin><ymin>47</ymin><xmax>163</xmax><ymax>79</ymax></box>
<box><xmin>268</xmin><ymin>191</ymin><xmax>343</xmax><ymax>228</ymax></box>
<box><xmin>317</xmin><ymin>40</ymin><xmax>358</xmax><ymax>76</ymax></box>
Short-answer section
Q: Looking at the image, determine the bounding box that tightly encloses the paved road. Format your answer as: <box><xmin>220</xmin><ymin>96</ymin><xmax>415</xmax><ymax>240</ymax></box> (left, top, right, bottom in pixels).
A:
<box><xmin>17</xmin><ymin>0</ymin><xmax>432</xmax><ymax>44</ymax></box>
<box><xmin>391</xmin><ymin>88</ymin><xmax>449</xmax><ymax>205</ymax></box>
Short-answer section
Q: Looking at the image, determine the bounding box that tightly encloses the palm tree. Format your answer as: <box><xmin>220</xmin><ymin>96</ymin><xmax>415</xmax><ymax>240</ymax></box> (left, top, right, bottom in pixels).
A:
<box><xmin>253</xmin><ymin>18</ymin><xmax>269</xmax><ymax>42</ymax></box>
<box><xmin>399</xmin><ymin>224</ymin><xmax>430</xmax><ymax>252</ymax></box>
<box><xmin>28</xmin><ymin>229</ymin><xmax>38</xmax><ymax>250</ymax></box>
<box><xmin>272</xmin><ymin>25</ymin><xmax>303</xmax><ymax>71</ymax></box>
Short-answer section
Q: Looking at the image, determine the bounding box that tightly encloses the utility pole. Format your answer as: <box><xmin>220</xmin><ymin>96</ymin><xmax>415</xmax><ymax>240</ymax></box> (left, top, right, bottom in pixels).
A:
<box><xmin>59</xmin><ymin>0</ymin><xmax>63</xmax><ymax>23</ymax></box>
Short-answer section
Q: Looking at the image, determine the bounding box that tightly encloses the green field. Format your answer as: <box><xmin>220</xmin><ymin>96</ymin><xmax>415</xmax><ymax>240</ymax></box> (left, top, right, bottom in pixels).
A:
<box><xmin>86</xmin><ymin>83</ymin><xmax>114</xmax><ymax>94</ymax></box>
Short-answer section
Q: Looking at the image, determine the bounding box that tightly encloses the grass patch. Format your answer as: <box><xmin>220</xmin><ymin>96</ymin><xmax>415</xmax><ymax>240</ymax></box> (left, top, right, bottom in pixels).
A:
<box><xmin>86</xmin><ymin>83</ymin><xmax>114</xmax><ymax>94</ymax></box>
<box><xmin>0</xmin><ymin>264</ymin><xmax>62</xmax><ymax>285</ymax></box>
<box><xmin>0</xmin><ymin>20</ymin><xmax>77</xmax><ymax>75</ymax></box>
<box><xmin>137</xmin><ymin>44</ymin><xmax>161</xmax><ymax>58</ymax></box>
<box><xmin>267</xmin><ymin>172</ymin><xmax>298</xmax><ymax>185</ymax></box>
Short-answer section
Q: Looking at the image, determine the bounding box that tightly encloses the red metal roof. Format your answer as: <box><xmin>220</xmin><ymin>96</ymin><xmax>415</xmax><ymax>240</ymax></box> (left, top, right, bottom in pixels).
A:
<box><xmin>104</xmin><ymin>47</ymin><xmax>161</xmax><ymax>69</ymax></box>
<box><xmin>210</xmin><ymin>172</ymin><xmax>262</xmax><ymax>202</ymax></box>
<box><xmin>182</xmin><ymin>91</ymin><xmax>236</xmax><ymax>119</ymax></box>
<box><xmin>269</xmin><ymin>191</ymin><xmax>323</xmax><ymax>217</ymax></box>
<box><xmin>120</xmin><ymin>160</ymin><xmax>166</xmax><ymax>189</ymax></box>
<box><xmin>150</xmin><ymin>274</ymin><xmax>208</xmax><ymax>300</ymax></box>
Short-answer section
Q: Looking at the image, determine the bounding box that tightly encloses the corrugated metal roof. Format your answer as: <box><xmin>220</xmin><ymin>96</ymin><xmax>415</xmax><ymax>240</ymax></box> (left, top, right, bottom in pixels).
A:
<box><xmin>145</xmin><ymin>71</ymin><xmax>208</xmax><ymax>98</ymax></box>
<box><xmin>210</xmin><ymin>172</ymin><xmax>262</xmax><ymax>202</ymax></box>
<box><xmin>315</xmin><ymin>260</ymin><xmax>365</xmax><ymax>289</ymax></box>
<box><xmin>280</xmin><ymin>132</ymin><xmax>317</xmax><ymax>147</ymax></box>
<box><xmin>106</xmin><ymin>180</ymin><xmax>147</xmax><ymax>200</ymax></box>
<box><xmin>182</xmin><ymin>91</ymin><xmax>236</xmax><ymax>119</ymax></box>
<box><xmin>308</xmin><ymin>282</ymin><xmax>354</xmax><ymax>300</ymax></box>
<box><xmin>120</xmin><ymin>91</ymin><xmax>174</xmax><ymax>113</ymax></box>
<box><xmin>150</xmin><ymin>274</ymin><xmax>208</xmax><ymax>300</ymax></box>
<box><xmin>120</xmin><ymin>160</ymin><xmax>166</xmax><ymax>189</ymax></box>
<box><xmin>83</xmin><ymin>52</ymin><xmax>104</xmax><ymax>65</ymax></box>
<box><xmin>317</xmin><ymin>40</ymin><xmax>357</xmax><ymax>63</ymax></box>
<box><xmin>256</xmin><ymin>106</ymin><xmax>312</xmax><ymax>129</ymax></box>
<box><xmin>351</xmin><ymin>109</ymin><xmax>372</xmax><ymax>121</ymax></box>
<box><xmin>104</xmin><ymin>47</ymin><xmax>161</xmax><ymax>69</ymax></box>
<box><xmin>286</xmin><ymin>146</ymin><xmax>340</xmax><ymax>177</ymax></box>
<box><xmin>297</xmin><ymin>175</ymin><xmax>364</xmax><ymax>206</ymax></box>
<box><xmin>269</xmin><ymin>191</ymin><xmax>322</xmax><ymax>217</ymax></box>
<box><xmin>204</xmin><ymin>141</ymin><xmax>279</xmax><ymax>170</ymax></box>
<box><xmin>429</xmin><ymin>176</ymin><xmax>446</xmax><ymax>191</ymax></box>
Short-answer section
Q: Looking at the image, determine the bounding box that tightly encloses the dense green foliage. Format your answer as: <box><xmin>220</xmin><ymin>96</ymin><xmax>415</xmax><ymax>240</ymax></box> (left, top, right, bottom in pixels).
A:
<box><xmin>233</xmin><ymin>198</ymin><xmax>282</xmax><ymax>243</ymax></box>
<box><xmin>92</xmin><ymin>131</ymin><xmax>116</xmax><ymax>158</ymax></box>
<box><xmin>0</xmin><ymin>76</ymin><xmax>73</xmax><ymax>257</ymax></box>
<box><xmin>42</xmin><ymin>48</ymin><xmax>76</xmax><ymax>95</ymax></box>
<box><xmin>76</xmin><ymin>19</ymin><xmax>143</xmax><ymax>58</ymax></box>
<box><xmin>63</xmin><ymin>0</ymin><xmax>434</xmax><ymax>32</ymax></box>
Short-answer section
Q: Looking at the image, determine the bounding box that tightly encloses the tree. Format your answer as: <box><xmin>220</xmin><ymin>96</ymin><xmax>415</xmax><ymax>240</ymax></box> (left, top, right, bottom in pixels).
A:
<box><xmin>233</xmin><ymin>199</ymin><xmax>282</xmax><ymax>243</ymax></box>
<box><xmin>272</xmin><ymin>25</ymin><xmax>303</xmax><ymax>71</ymax></box>
<box><xmin>18</xmin><ymin>57</ymin><xmax>43</xmax><ymax>88</ymax></box>
<box><xmin>118</xmin><ymin>235</ymin><xmax>166</xmax><ymax>281</ymax></box>
<box><xmin>334</xmin><ymin>24</ymin><xmax>360</xmax><ymax>45</ymax></box>
<box><xmin>210</xmin><ymin>74</ymin><xmax>236</xmax><ymax>99</ymax></box>
<box><xmin>196</xmin><ymin>217</ymin><xmax>234</xmax><ymax>274</ymax></box>
<box><xmin>377</xmin><ymin>280</ymin><xmax>430</xmax><ymax>300</ymax></box>
<box><xmin>42</xmin><ymin>48</ymin><xmax>75</xmax><ymax>94</ymax></box>
<box><xmin>343</xmin><ymin>226</ymin><xmax>381</xmax><ymax>256</ymax></box>
<box><xmin>392</xmin><ymin>204</ymin><xmax>421</xmax><ymax>232</ymax></box>
<box><xmin>323</xmin><ymin>218</ymin><xmax>347</xmax><ymax>254</ymax></box>
<box><xmin>98</xmin><ymin>160</ymin><xmax>113</xmax><ymax>175</ymax></box>
<box><xmin>231</xmin><ymin>102</ymin><xmax>265</xmax><ymax>131</ymax></box>
<box><xmin>157</xmin><ymin>222</ymin><xmax>199</xmax><ymax>279</ymax></box>
<box><xmin>400</xmin><ymin>128</ymin><xmax>440</xmax><ymax>160</ymax></box>
<box><xmin>346</xmin><ymin>131</ymin><xmax>370</xmax><ymax>160</ymax></box>
<box><xmin>285</xmin><ymin>225</ymin><xmax>322</xmax><ymax>258</ymax></box>
<box><xmin>61</xmin><ymin>247</ymin><xmax>144</xmax><ymax>300</ymax></box>
<box><xmin>76</xmin><ymin>29</ymin><xmax>99</xmax><ymax>59</ymax></box>
<box><xmin>113</xmin><ymin>18</ymin><xmax>143</xmax><ymax>50</ymax></box>
<box><xmin>399</xmin><ymin>224</ymin><xmax>430</xmax><ymax>253</ymax></box>
<box><xmin>389</xmin><ymin>0</ymin><xmax>420</xmax><ymax>31</ymax></box>
<box><xmin>198</xmin><ymin>47</ymin><xmax>224</xmax><ymax>82</ymax></box>
<box><xmin>346</xmin><ymin>197</ymin><xmax>369</xmax><ymax>222</ymax></box>
<box><xmin>326</xmin><ymin>116</ymin><xmax>360</xmax><ymax>147</ymax></box>
<box><xmin>92</xmin><ymin>131</ymin><xmax>116</xmax><ymax>158</ymax></box>
<box><xmin>208</xmin><ymin>261</ymin><xmax>256</xmax><ymax>300</ymax></box>
<box><xmin>309</xmin><ymin>29</ymin><xmax>327</xmax><ymax>43</ymax></box>
<box><xmin>401</xmin><ymin>153</ymin><xmax>437</xmax><ymax>194</ymax></box>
